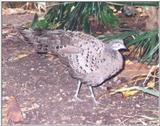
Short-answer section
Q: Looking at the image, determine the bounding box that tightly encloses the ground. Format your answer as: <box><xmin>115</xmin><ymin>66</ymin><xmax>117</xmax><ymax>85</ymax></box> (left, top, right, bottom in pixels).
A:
<box><xmin>2</xmin><ymin>11</ymin><xmax>159</xmax><ymax>125</ymax></box>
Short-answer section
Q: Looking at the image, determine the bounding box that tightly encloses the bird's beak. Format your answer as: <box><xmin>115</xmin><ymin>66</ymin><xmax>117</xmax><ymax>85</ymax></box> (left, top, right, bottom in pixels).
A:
<box><xmin>123</xmin><ymin>46</ymin><xmax>127</xmax><ymax>50</ymax></box>
<box><xmin>121</xmin><ymin>45</ymin><xmax>128</xmax><ymax>50</ymax></box>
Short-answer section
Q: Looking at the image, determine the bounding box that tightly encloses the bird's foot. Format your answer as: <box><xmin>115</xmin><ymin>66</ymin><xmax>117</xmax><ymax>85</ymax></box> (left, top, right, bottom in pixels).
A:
<box><xmin>93</xmin><ymin>99</ymin><xmax>103</xmax><ymax>106</ymax></box>
<box><xmin>74</xmin><ymin>95</ymin><xmax>83</xmax><ymax>102</ymax></box>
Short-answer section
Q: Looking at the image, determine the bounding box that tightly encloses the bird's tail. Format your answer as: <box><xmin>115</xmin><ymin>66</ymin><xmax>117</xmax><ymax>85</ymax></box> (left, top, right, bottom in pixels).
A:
<box><xmin>16</xmin><ymin>27</ymin><xmax>36</xmax><ymax>44</ymax></box>
<box><xmin>16</xmin><ymin>27</ymin><xmax>68</xmax><ymax>54</ymax></box>
<box><xmin>16</xmin><ymin>27</ymin><xmax>51</xmax><ymax>54</ymax></box>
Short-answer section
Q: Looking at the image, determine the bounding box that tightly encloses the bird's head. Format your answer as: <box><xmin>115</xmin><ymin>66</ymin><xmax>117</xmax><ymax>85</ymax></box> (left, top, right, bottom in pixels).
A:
<box><xmin>109</xmin><ymin>39</ymin><xmax>127</xmax><ymax>51</ymax></box>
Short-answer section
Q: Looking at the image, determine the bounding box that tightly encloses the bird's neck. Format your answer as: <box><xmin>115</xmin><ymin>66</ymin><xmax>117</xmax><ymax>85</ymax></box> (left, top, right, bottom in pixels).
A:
<box><xmin>105</xmin><ymin>47</ymin><xmax>118</xmax><ymax>59</ymax></box>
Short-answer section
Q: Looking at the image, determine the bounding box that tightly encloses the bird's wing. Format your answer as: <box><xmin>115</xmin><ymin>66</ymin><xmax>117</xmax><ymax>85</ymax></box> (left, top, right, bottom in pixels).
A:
<box><xmin>66</xmin><ymin>35</ymin><xmax>106</xmax><ymax>80</ymax></box>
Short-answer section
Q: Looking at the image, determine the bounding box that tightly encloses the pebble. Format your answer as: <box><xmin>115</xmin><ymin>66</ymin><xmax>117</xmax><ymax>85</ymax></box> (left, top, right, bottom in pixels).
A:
<box><xmin>48</xmin><ymin>97</ymin><xmax>52</xmax><ymax>100</ymax></box>
<box><xmin>113</xmin><ymin>77</ymin><xmax>118</xmax><ymax>82</ymax></box>
<box><xmin>136</xmin><ymin>104</ymin><xmax>141</xmax><ymax>108</ymax></box>
<box><xmin>80</xmin><ymin>116</ymin><xmax>86</xmax><ymax>120</ymax></box>
<box><xmin>60</xmin><ymin>89</ymin><xmax>63</xmax><ymax>93</ymax></box>
<box><xmin>117</xmin><ymin>79</ymin><xmax>121</xmax><ymax>84</ymax></box>
<box><xmin>2</xmin><ymin>96</ymin><xmax>10</xmax><ymax>101</ymax></box>
<box><xmin>61</xmin><ymin>115</ymin><xmax>71</xmax><ymax>121</ymax></box>
<box><xmin>58</xmin><ymin>97</ymin><xmax>63</xmax><ymax>101</ymax></box>
<box><xmin>96</xmin><ymin>120</ymin><xmax>103</xmax><ymax>125</ymax></box>
<box><xmin>108</xmin><ymin>81</ymin><xmax>112</xmax><ymax>85</ymax></box>
<box><xmin>32</xmin><ymin>103</ymin><xmax>40</xmax><ymax>109</ymax></box>
<box><xmin>30</xmin><ymin>68</ymin><xmax>34</xmax><ymax>71</ymax></box>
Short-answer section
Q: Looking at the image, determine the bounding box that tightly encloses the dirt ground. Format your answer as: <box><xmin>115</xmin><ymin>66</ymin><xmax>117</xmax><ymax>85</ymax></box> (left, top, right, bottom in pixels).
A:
<box><xmin>2</xmin><ymin>12</ymin><xmax>159</xmax><ymax>125</ymax></box>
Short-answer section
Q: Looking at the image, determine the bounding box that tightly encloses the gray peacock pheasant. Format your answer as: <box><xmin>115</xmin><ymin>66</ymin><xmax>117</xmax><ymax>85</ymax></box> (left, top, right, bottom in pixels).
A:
<box><xmin>17</xmin><ymin>28</ymin><xmax>126</xmax><ymax>104</ymax></box>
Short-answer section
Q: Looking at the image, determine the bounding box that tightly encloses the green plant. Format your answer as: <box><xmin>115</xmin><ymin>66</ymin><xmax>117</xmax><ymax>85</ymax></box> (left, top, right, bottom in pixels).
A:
<box><xmin>98</xmin><ymin>30</ymin><xmax>159</xmax><ymax>64</ymax></box>
<box><xmin>111</xmin><ymin>86</ymin><xmax>160</xmax><ymax>97</ymax></box>
<box><xmin>32</xmin><ymin>2</ymin><xmax>119</xmax><ymax>33</ymax></box>
<box><xmin>31</xmin><ymin>2</ymin><xmax>159</xmax><ymax>64</ymax></box>
<box><xmin>111</xmin><ymin>2</ymin><xmax>159</xmax><ymax>7</ymax></box>
<box><xmin>31</xmin><ymin>13</ymin><xmax>50</xmax><ymax>29</ymax></box>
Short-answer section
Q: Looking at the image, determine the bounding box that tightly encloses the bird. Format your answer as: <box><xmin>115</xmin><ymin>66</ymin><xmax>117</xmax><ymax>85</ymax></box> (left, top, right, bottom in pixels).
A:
<box><xmin>17</xmin><ymin>28</ymin><xmax>126</xmax><ymax>104</ymax></box>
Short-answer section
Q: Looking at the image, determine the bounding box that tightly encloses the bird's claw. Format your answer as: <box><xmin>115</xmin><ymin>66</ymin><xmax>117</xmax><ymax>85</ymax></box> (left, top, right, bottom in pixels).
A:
<box><xmin>93</xmin><ymin>99</ymin><xmax>103</xmax><ymax>106</ymax></box>
<box><xmin>74</xmin><ymin>95</ymin><xmax>84</xmax><ymax>102</ymax></box>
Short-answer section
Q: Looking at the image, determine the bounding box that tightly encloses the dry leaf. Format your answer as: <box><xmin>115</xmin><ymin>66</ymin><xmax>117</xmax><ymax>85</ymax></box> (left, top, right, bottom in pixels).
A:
<box><xmin>122</xmin><ymin>90</ymin><xmax>139</xmax><ymax>97</ymax></box>
<box><xmin>16</xmin><ymin>54</ymin><xmax>28</xmax><ymax>59</ymax></box>
<box><xmin>13</xmin><ymin>53</ymin><xmax>30</xmax><ymax>61</ymax></box>
<box><xmin>5</xmin><ymin>96</ymin><xmax>23</xmax><ymax>124</ymax></box>
<box><xmin>151</xmin><ymin>65</ymin><xmax>159</xmax><ymax>72</ymax></box>
<box><xmin>125</xmin><ymin>60</ymin><xmax>133</xmax><ymax>65</ymax></box>
<box><xmin>110</xmin><ymin>86</ymin><xmax>139</xmax><ymax>97</ymax></box>
<box><xmin>46</xmin><ymin>53</ymin><xmax>56</xmax><ymax>61</ymax></box>
<box><xmin>146</xmin><ymin>80</ymin><xmax>155</xmax><ymax>89</ymax></box>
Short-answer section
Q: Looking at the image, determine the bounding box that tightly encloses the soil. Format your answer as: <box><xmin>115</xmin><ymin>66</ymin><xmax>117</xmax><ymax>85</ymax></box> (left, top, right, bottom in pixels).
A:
<box><xmin>2</xmin><ymin>11</ymin><xmax>159</xmax><ymax>125</ymax></box>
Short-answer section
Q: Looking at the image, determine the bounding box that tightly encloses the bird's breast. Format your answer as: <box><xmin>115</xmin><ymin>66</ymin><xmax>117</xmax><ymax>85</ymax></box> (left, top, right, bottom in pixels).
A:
<box><xmin>103</xmin><ymin>51</ymin><xmax>123</xmax><ymax>78</ymax></box>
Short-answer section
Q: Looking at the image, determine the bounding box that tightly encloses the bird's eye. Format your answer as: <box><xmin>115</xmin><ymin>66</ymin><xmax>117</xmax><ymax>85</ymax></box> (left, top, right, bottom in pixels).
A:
<box><xmin>118</xmin><ymin>43</ymin><xmax>121</xmax><ymax>46</ymax></box>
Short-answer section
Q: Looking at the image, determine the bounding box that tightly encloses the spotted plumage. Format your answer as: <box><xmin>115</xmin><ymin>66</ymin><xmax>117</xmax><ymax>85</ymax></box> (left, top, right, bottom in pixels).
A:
<box><xmin>18</xmin><ymin>28</ymin><xmax>126</xmax><ymax>104</ymax></box>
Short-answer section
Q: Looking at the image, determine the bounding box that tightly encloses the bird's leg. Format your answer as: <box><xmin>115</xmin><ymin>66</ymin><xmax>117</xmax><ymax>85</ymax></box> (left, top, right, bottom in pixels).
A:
<box><xmin>89</xmin><ymin>86</ymin><xmax>101</xmax><ymax>105</ymax></box>
<box><xmin>74</xmin><ymin>80</ymin><xmax>83</xmax><ymax>102</ymax></box>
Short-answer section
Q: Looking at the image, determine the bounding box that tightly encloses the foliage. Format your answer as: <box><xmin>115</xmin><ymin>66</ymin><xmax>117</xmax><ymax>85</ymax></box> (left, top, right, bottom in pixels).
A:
<box><xmin>98</xmin><ymin>30</ymin><xmax>159</xmax><ymax>64</ymax></box>
<box><xmin>31</xmin><ymin>13</ymin><xmax>50</xmax><ymax>29</ymax></box>
<box><xmin>31</xmin><ymin>2</ymin><xmax>159</xmax><ymax>64</ymax></box>
<box><xmin>111</xmin><ymin>86</ymin><xmax>160</xmax><ymax>97</ymax></box>
<box><xmin>32</xmin><ymin>2</ymin><xmax>119</xmax><ymax>33</ymax></box>
<box><xmin>112</xmin><ymin>2</ymin><xmax>159</xmax><ymax>7</ymax></box>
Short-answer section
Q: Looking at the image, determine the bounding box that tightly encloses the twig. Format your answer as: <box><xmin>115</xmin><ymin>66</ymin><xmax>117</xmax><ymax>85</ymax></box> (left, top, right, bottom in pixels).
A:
<box><xmin>138</xmin><ymin>118</ymin><xmax>147</xmax><ymax>125</ymax></box>
<box><xmin>142</xmin><ymin>65</ymin><xmax>159</xmax><ymax>86</ymax></box>
<box><xmin>110</xmin><ymin>86</ymin><xmax>140</xmax><ymax>95</ymax></box>
<box><xmin>120</xmin><ymin>115</ymin><xmax>136</xmax><ymax>125</ymax></box>
<box><xmin>120</xmin><ymin>114</ymin><xmax>157</xmax><ymax>125</ymax></box>
<box><xmin>106</xmin><ymin>2</ymin><xmax>125</xmax><ymax>6</ymax></box>
<box><xmin>140</xmin><ymin>115</ymin><xmax>156</xmax><ymax>120</ymax></box>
